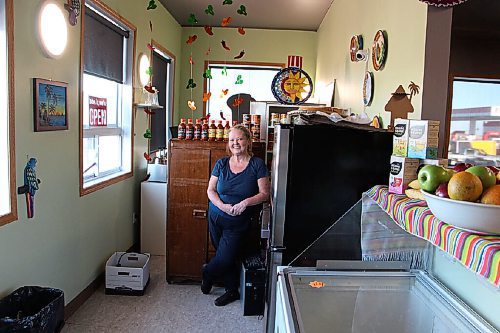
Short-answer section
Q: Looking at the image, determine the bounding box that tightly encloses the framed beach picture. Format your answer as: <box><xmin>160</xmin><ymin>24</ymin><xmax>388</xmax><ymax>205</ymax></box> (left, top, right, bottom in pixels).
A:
<box><xmin>33</xmin><ymin>78</ymin><xmax>68</xmax><ymax>131</ymax></box>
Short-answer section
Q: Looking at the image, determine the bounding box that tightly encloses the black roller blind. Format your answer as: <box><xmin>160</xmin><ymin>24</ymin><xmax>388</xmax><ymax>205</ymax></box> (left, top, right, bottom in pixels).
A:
<box><xmin>150</xmin><ymin>52</ymin><xmax>168</xmax><ymax>152</ymax></box>
<box><xmin>83</xmin><ymin>9</ymin><xmax>128</xmax><ymax>83</ymax></box>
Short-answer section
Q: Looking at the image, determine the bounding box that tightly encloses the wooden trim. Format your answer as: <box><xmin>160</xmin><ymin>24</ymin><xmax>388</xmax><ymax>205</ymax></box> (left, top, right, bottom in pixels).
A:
<box><xmin>0</xmin><ymin>0</ymin><xmax>17</xmax><ymax>226</ymax></box>
<box><xmin>79</xmin><ymin>0</ymin><xmax>137</xmax><ymax>197</ymax></box>
<box><xmin>202</xmin><ymin>61</ymin><xmax>285</xmax><ymax>116</ymax></box>
<box><xmin>148</xmin><ymin>39</ymin><xmax>176</xmax><ymax>153</ymax></box>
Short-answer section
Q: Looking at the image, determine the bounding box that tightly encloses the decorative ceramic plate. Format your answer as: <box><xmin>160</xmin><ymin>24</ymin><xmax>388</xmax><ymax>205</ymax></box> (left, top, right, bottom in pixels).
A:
<box><xmin>363</xmin><ymin>71</ymin><xmax>374</xmax><ymax>106</ymax></box>
<box><xmin>271</xmin><ymin>67</ymin><xmax>313</xmax><ymax>105</ymax></box>
<box><xmin>372</xmin><ymin>30</ymin><xmax>387</xmax><ymax>71</ymax></box>
<box><xmin>350</xmin><ymin>35</ymin><xmax>363</xmax><ymax>62</ymax></box>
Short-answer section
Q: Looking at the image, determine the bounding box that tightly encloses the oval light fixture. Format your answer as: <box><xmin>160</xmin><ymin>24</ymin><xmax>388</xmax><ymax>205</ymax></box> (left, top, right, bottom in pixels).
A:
<box><xmin>138</xmin><ymin>53</ymin><xmax>151</xmax><ymax>87</ymax></box>
<box><xmin>38</xmin><ymin>1</ymin><xmax>68</xmax><ymax>58</ymax></box>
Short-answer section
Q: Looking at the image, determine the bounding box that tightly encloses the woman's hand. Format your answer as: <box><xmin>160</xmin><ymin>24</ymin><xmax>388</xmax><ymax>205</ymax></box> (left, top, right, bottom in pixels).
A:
<box><xmin>221</xmin><ymin>203</ymin><xmax>236</xmax><ymax>216</ymax></box>
<box><xmin>231</xmin><ymin>200</ymin><xmax>248</xmax><ymax>216</ymax></box>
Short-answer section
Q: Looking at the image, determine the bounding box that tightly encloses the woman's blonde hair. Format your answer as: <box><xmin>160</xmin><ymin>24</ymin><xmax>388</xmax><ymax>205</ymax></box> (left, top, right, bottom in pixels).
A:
<box><xmin>226</xmin><ymin>124</ymin><xmax>253</xmax><ymax>156</ymax></box>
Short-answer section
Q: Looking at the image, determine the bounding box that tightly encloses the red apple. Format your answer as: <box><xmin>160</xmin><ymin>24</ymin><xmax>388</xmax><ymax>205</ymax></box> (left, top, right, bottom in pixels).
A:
<box><xmin>435</xmin><ymin>182</ymin><xmax>449</xmax><ymax>198</ymax></box>
<box><xmin>453</xmin><ymin>163</ymin><xmax>472</xmax><ymax>172</ymax></box>
<box><xmin>486</xmin><ymin>166</ymin><xmax>499</xmax><ymax>175</ymax></box>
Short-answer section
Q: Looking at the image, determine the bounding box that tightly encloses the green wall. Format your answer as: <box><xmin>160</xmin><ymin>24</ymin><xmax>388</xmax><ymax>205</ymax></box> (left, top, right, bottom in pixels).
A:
<box><xmin>0</xmin><ymin>0</ymin><xmax>181</xmax><ymax>303</ymax></box>
<box><xmin>177</xmin><ymin>27</ymin><xmax>317</xmax><ymax>124</ymax></box>
<box><xmin>315</xmin><ymin>0</ymin><xmax>427</xmax><ymax>127</ymax></box>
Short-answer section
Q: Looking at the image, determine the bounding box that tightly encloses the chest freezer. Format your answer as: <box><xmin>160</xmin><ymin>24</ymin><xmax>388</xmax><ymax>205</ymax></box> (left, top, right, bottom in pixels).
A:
<box><xmin>275</xmin><ymin>263</ymin><xmax>498</xmax><ymax>333</ymax></box>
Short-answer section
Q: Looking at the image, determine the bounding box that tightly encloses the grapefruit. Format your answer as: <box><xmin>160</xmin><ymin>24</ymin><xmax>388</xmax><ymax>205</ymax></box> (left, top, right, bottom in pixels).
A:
<box><xmin>448</xmin><ymin>172</ymin><xmax>483</xmax><ymax>202</ymax></box>
<box><xmin>480</xmin><ymin>185</ymin><xmax>500</xmax><ymax>205</ymax></box>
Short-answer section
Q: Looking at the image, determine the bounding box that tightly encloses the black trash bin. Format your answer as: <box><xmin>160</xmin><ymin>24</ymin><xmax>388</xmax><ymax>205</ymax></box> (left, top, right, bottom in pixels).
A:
<box><xmin>0</xmin><ymin>286</ymin><xmax>64</xmax><ymax>333</ymax></box>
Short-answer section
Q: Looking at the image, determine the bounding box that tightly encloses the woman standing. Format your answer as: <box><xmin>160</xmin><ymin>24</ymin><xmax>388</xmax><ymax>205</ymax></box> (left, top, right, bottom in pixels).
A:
<box><xmin>203</xmin><ymin>124</ymin><xmax>269</xmax><ymax>306</ymax></box>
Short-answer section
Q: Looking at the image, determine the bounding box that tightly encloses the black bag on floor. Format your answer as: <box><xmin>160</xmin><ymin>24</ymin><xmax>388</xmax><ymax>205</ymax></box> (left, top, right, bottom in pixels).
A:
<box><xmin>0</xmin><ymin>286</ymin><xmax>64</xmax><ymax>333</ymax></box>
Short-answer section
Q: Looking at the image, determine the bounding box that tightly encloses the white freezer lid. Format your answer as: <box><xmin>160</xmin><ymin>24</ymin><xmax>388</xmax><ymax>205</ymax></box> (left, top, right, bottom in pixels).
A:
<box><xmin>280</xmin><ymin>267</ymin><xmax>498</xmax><ymax>333</ymax></box>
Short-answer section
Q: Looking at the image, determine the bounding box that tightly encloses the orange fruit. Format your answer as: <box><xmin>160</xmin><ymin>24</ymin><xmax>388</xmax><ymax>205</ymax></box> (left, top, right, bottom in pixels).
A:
<box><xmin>481</xmin><ymin>185</ymin><xmax>500</xmax><ymax>205</ymax></box>
<box><xmin>448</xmin><ymin>172</ymin><xmax>483</xmax><ymax>202</ymax></box>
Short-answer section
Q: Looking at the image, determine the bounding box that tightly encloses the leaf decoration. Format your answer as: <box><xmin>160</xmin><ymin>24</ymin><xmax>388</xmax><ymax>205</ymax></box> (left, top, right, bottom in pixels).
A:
<box><xmin>203</xmin><ymin>68</ymin><xmax>213</xmax><ymax>79</ymax></box>
<box><xmin>234</xmin><ymin>50</ymin><xmax>245</xmax><ymax>59</ymax></box>
<box><xmin>187</xmin><ymin>100</ymin><xmax>197</xmax><ymax>111</ymax></box>
<box><xmin>205</xmin><ymin>5</ymin><xmax>215</xmax><ymax>15</ymax></box>
<box><xmin>186</xmin><ymin>78</ymin><xmax>197</xmax><ymax>89</ymax></box>
<box><xmin>235</xmin><ymin>75</ymin><xmax>243</xmax><ymax>85</ymax></box>
<box><xmin>237</xmin><ymin>5</ymin><xmax>247</xmax><ymax>16</ymax></box>
<box><xmin>221</xmin><ymin>17</ymin><xmax>232</xmax><ymax>27</ymax></box>
<box><xmin>222</xmin><ymin>0</ymin><xmax>233</xmax><ymax>5</ymax></box>
<box><xmin>143</xmin><ymin>128</ymin><xmax>152</xmax><ymax>139</ymax></box>
<box><xmin>146</xmin><ymin>67</ymin><xmax>153</xmax><ymax>76</ymax></box>
<box><xmin>147</xmin><ymin>0</ymin><xmax>157</xmax><ymax>10</ymax></box>
<box><xmin>203</xmin><ymin>92</ymin><xmax>212</xmax><ymax>102</ymax></box>
<box><xmin>221</xmin><ymin>66</ymin><xmax>228</xmax><ymax>76</ymax></box>
<box><xmin>188</xmin><ymin>13</ymin><xmax>198</xmax><ymax>24</ymax></box>
<box><xmin>237</xmin><ymin>27</ymin><xmax>246</xmax><ymax>35</ymax></box>
<box><xmin>221</xmin><ymin>40</ymin><xmax>231</xmax><ymax>51</ymax></box>
<box><xmin>204</xmin><ymin>26</ymin><xmax>214</xmax><ymax>36</ymax></box>
<box><xmin>186</xmin><ymin>35</ymin><xmax>198</xmax><ymax>45</ymax></box>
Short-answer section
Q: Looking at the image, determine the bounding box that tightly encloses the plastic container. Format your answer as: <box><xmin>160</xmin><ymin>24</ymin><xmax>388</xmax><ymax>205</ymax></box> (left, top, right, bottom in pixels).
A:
<box><xmin>0</xmin><ymin>286</ymin><xmax>65</xmax><ymax>333</ymax></box>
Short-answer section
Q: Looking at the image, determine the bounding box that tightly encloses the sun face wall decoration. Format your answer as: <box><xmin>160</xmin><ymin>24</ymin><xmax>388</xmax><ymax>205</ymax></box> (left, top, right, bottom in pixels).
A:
<box><xmin>271</xmin><ymin>67</ymin><xmax>313</xmax><ymax>105</ymax></box>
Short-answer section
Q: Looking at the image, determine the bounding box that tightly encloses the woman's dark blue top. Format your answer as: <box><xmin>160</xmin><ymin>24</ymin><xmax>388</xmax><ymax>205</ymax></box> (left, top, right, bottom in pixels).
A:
<box><xmin>209</xmin><ymin>156</ymin><xmax>268</xmax><ymax>220</ymax></box>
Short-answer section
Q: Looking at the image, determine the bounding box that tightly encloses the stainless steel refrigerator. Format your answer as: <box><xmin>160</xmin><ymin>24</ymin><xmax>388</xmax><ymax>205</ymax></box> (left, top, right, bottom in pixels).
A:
<box><xmin>264</xmin><ymin>123</ymin><xmax>394</xmax><ymax>332</ymax></box>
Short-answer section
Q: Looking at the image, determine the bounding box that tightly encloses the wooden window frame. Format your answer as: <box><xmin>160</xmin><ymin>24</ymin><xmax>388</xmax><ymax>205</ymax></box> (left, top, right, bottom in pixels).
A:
<box><xmin>0</xmin><ymin>0</ymin><xmax>16</xmax><ymax>226</ymax></box>
<box><xmin>79</xmin><ymin>0</ymin><xmax>136</xmax><ymax>196</ymax></box>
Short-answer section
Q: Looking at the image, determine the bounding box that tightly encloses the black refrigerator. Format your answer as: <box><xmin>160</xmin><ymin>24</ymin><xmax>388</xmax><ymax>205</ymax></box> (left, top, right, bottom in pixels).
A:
<box><xmin>264</xmin><ymin>123</ymin><xmax>393</xmax><ymax>332</ymax></box>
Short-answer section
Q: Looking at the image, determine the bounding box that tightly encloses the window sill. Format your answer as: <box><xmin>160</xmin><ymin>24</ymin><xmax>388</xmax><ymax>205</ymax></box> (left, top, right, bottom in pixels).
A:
<box><xmin>80</xmin><ymin>170</ymin><xmax>133</xmax><ymax>196</ymax></box>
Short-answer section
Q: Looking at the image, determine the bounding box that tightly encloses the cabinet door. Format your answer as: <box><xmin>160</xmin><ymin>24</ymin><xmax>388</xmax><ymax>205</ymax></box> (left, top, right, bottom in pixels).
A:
<box><xmin>167</xmin><ymin>147</ymin><xmax>210</xmax><ymax>280</ymax></box>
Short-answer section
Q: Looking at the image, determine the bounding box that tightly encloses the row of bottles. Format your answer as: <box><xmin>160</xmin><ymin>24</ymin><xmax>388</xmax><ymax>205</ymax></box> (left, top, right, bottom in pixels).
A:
<box><xmin>178</xmin><ymin>118</ymin><xmax>237</xmax><ymax>141</ymax></box>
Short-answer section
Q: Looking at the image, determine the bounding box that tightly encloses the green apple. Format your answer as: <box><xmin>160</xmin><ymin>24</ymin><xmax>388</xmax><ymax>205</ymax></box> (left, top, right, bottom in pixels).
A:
<box><xmin>418</xmin><ymin>165</ymin><xmax>451</xmax><ymax>192</ymax></box>
<box><xmin>466</xmin><ymin>166</ymin><xmax>496</xmax><ymax>189</ymax></box>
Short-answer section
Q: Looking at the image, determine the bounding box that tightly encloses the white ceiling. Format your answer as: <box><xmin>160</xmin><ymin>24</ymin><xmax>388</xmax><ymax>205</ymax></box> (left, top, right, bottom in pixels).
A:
<box><xmin>158</xmin><ymin>0</ymin><xmax>334</xmax><ymax>31</ymax></box>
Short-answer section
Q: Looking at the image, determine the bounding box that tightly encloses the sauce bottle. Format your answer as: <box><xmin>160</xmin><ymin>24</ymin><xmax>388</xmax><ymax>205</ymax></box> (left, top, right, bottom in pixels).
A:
<box><xmin>201</xmin><ymin>120</ymin><xmax>209</xmax><ymax>141</ymax></box>
<box><xmin>223</xmin><ymin>121</ymin><xmax>230</xmax><ymax>141</ymax></box>
<box><xmin>216</xmin><ymin>120</ymin><xmax>224</xmax><ymax>141</ymax></box>
<box><xmin>193</xmin><ymin>119</ymin><xmax>202</xmax><ymax>140</ymax></box>
<box><xmin>186</xmin><ymin>118</ymin><xmax>194</xmax><ymax>140</ymax></box>
<box><xmin>177</xmin><ymin>118</ymin><xmax>186</xmax><ymax>140</ymax></box>
<box><xmin>208</xmin><ymin>120</ymin><xmax>216</xmax><ymax>141</ymax></box>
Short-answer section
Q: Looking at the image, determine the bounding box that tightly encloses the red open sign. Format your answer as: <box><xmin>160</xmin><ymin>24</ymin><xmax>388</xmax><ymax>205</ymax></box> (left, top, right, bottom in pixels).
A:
<box><xmin>89</xmin><ymin>96</ymin><xmax>107</xmax><ymax>126</ymax></box>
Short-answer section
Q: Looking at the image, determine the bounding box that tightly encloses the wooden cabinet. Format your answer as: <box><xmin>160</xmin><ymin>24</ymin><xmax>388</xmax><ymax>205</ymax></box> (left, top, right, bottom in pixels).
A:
<box><xmin>166</xmin><ymin>139</ymin><xmax>265</xmax><ymax>282</ymax></box>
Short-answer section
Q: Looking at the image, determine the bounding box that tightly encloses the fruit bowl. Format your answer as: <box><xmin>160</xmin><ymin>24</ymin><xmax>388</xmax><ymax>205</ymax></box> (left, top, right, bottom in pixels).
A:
<box><xmin>421</xmin><ymin>190</ymin><xmax>500</xmax><ymax>234</ymax></box>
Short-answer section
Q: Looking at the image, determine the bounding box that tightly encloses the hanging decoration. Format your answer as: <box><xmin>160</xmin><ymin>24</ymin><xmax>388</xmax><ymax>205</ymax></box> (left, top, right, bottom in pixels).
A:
<box><xmin>203</xmin><ymin>68</ymin><xmax>213</xmax><ymax>79</ymax></box>
<box><xmin>220</xmin><ymin>112</ymin><xmax>226</xmax><ymax>120</ymax></box>
<box><xmin>64</xmin><ymin>0</ymin><xmax>80</xmax><ymax>26</ymax></box>
<box><xmin>221</xmin><ymin>40</ymin><xmax>231</xmax><ymax>50</ymax></box>
<box><xmin>237</xmin><ymin>27</ymin><xmax>246</xmax><ymax>35</ymax></box>
<box><xmin>143</xmin><ymin>107</ymin><xmax>154</xmax><ymax>116</ymax></box>
<box><xmin>222</xmin><ymin>0</ymin><xmax>233</xmax><ymax>5</ymax></box>
<box><xmin>221</xmin><ymin>17</ymin><xmax>232</xmax><ymax>27</ymax></box>
<box><xmin>186</xmin><ymin>35</ymin><xmax>198</xmax><ymax>45</ymax></box>
<box><xmin>419</xmin><ymin>0</ymin><xmax>468</xmax><ymax>6</ymax></box>
<box><xmin>146</xmin><ymin>0</ymin><xmax>157</xmax><ymax>10</ymax></box>
<box><xmin>205</xmin><ymin>5</ymin><xmax>215</xmax><ymax>15</ymax></box>
<box><xmin>144</xmin><ymin>152</ymin><xmax>152</xmax><ymax>162</ymax></box>
<box><xmin>188</xmin><ymin>13</ymin><xmax>198</xmax><ymax>24</ymax></box>
<box><xmin>204</xmin><ymin>26</ymin><xmax>214</xmax><ymax>36</ymax></box>
<box><xmin>234</xmin><ymin>50</ymin><xmax>245</xmax><ymax>59</ymax></box>
<box><xmin>221</xmin><ymin>67</ymin><xmax>228</xmax><ymax>76</ymax></box>
<box><xmin>17</xmin><ymin>157</ymin><xmax>40</xmax><ymax>219</ymax></box>
<box><xmin>271</xmin><ymin>56</ymin><xmax>313</xmax><ymax>105</ymax></box>
<box><xmin>147</xmin><ymin>43</ymin><xmax>155</xmax><ymax>51</ymax></box>
<box><xmin>203</xmin><ymin>92</ymin><xmax>212</xmax><ymax>102</ymax></box>
<box><xmin>237</xmin><ymin>5</ymin><xmax>247</xmax><ymax>15</ymax></box>
<box><xmin>235</xmin><ymin>75</ymin><xmax>243</xmax><ymax>85</ymax></box>
<box><xmin>220</xmin><ymin>89</ymin><xmax>229</xmax><ymax>98</ymax></box>
<box><xmin>205</xmin><ymin>47</ymin><xmax>212</xmax><ymax>56</ymax></box>
<box><xmin>186</xmin><ymin>78</ymin><xmax>197</xmax><ymax>89</ymax></box>
<box><xmin>189</xmin><ymin>55</ymin><xmax>194</xmax><ymax>65</ymax></box>
<box><xmin>232</xmin><ymin>97</ymin><xmax>243</xmax><ymax>107</ymax></box>
<box><xmin>188</xmin><ymin>100</ymin><xmax>197</xmax><ymax>111</ymax></box>
<box><xmin>372</xmin><ymin>30</ymin><xmax>387</xmax><ymax>71</ymax></box>
<box><xmin>143</xmin><ymin>128</ymin><xmax>152</xmax><ymax>139</ymax></box>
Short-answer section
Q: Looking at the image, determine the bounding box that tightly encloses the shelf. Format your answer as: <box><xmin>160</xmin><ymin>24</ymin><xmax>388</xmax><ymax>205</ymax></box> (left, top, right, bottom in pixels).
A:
<box><xmin>135</xmin><ymin>103</ymin><xmax>163</xmax><ymax>109</ymax></box>
<box><xmin>365</xmin><ymin>185</ymin><xmax>500</xmax><ymax>288</ymax></box>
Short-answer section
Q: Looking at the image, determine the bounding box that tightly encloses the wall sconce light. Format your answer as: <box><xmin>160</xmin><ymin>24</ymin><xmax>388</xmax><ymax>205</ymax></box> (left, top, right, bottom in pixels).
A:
<box><xmin>38</xmin><ymin>1</ymin><xmax>68</xmax><ymax>58</ymax></box>
<box><xmin>138</xmin><ymin>53</ymin><xmax>151</xmax><ymax>87</ymax></box>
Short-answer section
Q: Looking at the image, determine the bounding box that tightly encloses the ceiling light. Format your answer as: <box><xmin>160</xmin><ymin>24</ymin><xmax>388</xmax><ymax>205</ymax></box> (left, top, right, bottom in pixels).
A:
<box><xmin>38</xmin><ymin>1</ymin><xmax>68</xmax><ymax>58</ymax></box>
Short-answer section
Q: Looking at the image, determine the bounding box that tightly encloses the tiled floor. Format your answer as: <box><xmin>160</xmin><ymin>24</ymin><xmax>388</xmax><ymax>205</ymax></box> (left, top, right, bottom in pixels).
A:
<box><xmin>62</xmin><ymin>256</ymin><xmax>263</xmax><ymax>333</ymax></box>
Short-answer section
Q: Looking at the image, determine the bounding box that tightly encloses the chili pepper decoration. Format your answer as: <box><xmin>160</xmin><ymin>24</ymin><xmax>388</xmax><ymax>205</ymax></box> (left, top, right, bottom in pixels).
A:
<box><xmin>147</xmin><ymin>43</ymin><xmax>155</xmax><ymax>51</ymax></box>
<box><xmin>144</xmin><ymin>85</ymin><xmax>155</xmax><ymax>93</ymax></box>
<box><xmin>234</xmin><ymin>50</ymin><xmax>245</xmax><ymax>59</ymax></box>
<box><xmin>204</xmin><ymin>26</ymin><xmax>214</xmax><ymax>36</ymax></box>
<box><xmin>186</xmin><ymin>35</ymin><xmax>198</xmax><ymax>45</ymax></box>
<box><xmin>220</xmin><ymin>111</ymin><xmax>226</xmax><ymax>120</ymax></box>
<box><xmin>144</xmin><ymin>152</ymin><xmax>152</xmax><ymax>162</ymax></box>
<box><xmin>205</xmin><ymin>5</ymin><xmax>215</xmax><ymax>15</ymax></box>
<box><xmin>188</xmin><ymin>13</ymin><xmax>198</xmax><ymax>24</ymax></box>
<box><xmin>220</xmin><ymin>89</ymin><xmax>229</xmax><ymax>98</ymax></box>
<box><xmin>205</xmin><ymin>47</ymin><xmax>212</xmax><ymax>56</ymax></box>
<box><xmin>221</xmin><ymin>40</ymin><xmax>231</xmax><ymax>51</ymax></box>
<box><xmin>203</xmin><ymin>68</ymin><xmax>213</xmax><ymax>79</ymax></box>
<box><xmin>237</xmin><ymin>5</ymin><xmax>247</xmax><ymax>16</ymax></box>
<box><xmin>309</xmin><ymin>281</ymin><xmax>326</xmax><ymax>288</ymax></box>
<box><xmin>237</xmin><ymin>27</ymin><xmax>246</xmax><ymax>35</ymax></box>
<box><xmin>203</xmin><ymin>92</ymin><xmax>212</xmax><ymax>102</ymax></box>
<box><xmin>147</xmin><ymin>0</ymin><xmax>157</xmax><ymax>10</ymax></box>
<box><xmin>232</xmin><ymin>97</ymin><xmax>243</xmax><ymax>107</ymax></box>
<box><xmin>186</xmin><ymin>79</ymin><xmax>197</xmax><ymax>89</ymax></box>
<box><xmin>221</xmin><ymin>17</ymin><xmax>232</xmax><ymax>27</ymax></box>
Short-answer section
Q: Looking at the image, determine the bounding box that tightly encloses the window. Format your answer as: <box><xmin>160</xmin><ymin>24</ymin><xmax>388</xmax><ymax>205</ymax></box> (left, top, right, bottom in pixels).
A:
<box><xmin>448</xmin><ymin>78</ymin><xmax>500</xmax><ymax>167</ymax></box>
<box><xmin>205</xmin><ymin>61</ymin><xmax>283</xmax><ymax>122</ymax></box>
<box><xmin>80</xmin><ymin>1</ymin><xmax>136</xmax><ymax>195</ymax></box>
<box><xmin>0</xmin><ymin>0</ymin><xmax>16</xmax><ymax>226</ymax></box>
